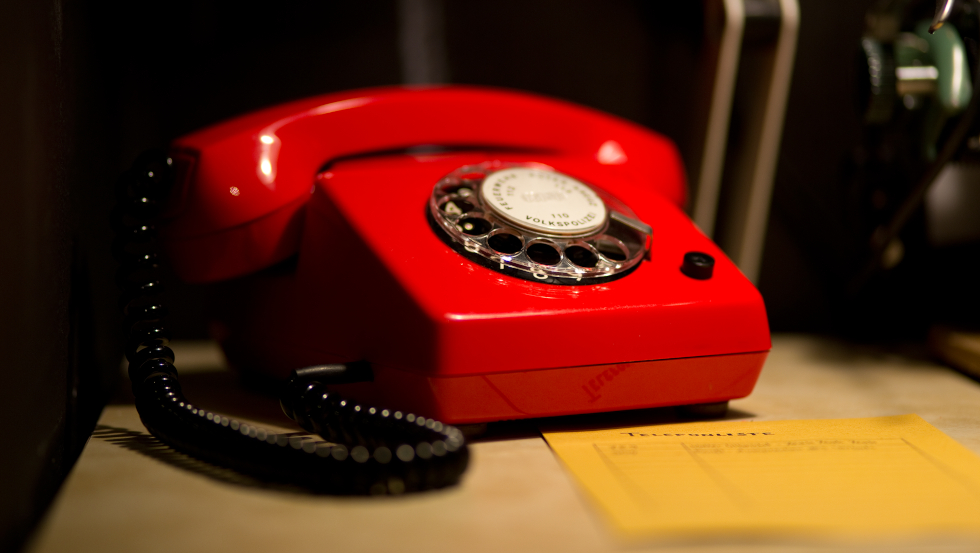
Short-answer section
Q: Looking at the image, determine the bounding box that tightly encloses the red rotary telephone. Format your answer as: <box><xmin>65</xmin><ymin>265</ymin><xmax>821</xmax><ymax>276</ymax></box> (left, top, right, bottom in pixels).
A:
<box><xmin>160</xmin><ymin>86</ymin><xmax>770</xmax><ymax>424</ymax></box>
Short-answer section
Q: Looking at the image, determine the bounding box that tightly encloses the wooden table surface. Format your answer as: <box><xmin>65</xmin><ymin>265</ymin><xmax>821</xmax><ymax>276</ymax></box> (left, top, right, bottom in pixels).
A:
<box><xmin>26</xmin><ymin>335</ymin><xmax>980</xmax><ymax>553</ymax></box>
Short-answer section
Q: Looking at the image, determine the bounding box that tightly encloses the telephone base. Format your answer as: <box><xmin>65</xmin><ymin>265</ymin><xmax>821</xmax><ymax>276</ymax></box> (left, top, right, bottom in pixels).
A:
<box><xmin>320</xmin><ymin>351</ymin><xmax>766</xmax><ymax>425</ymax></box>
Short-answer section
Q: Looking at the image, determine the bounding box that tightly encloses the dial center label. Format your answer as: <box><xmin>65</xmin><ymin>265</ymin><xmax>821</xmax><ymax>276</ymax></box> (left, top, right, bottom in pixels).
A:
<box><xmin>480</xmin><ymin>168</ymin><xmax>607</xmax><ymax>236</ymax></box>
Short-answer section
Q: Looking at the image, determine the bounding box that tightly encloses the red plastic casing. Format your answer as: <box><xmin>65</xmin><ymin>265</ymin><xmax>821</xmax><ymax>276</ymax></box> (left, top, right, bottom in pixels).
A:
<box><xmin>161</xmin><ymin>86</ymin><xmax>770</xmax><ymax>424</ymax></box>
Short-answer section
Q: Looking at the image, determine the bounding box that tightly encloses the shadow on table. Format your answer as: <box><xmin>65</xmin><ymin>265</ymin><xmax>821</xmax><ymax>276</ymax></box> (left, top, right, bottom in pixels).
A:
<box><xmin>91</xmin><ymin>424</ymin><xmax>317</xmax><ymax>494</ymax></box>
<box><xmin>93</xmin><ymin>399</ymin><xmax>751</xmax><ymax>496</ymax></box>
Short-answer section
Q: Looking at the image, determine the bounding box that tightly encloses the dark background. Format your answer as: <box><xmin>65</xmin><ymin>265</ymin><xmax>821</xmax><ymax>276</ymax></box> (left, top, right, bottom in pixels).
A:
<box><xmin>6</xmin><ymin>0</ymin><xmax>976</xmax><ymax>550</ymax></box>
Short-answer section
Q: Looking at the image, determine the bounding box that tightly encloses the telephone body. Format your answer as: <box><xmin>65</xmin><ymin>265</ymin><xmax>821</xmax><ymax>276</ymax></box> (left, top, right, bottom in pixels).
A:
<box><xmin>160</xmin><ymin>86</ymin><xmax>770</xmax><ymax>424</ymax></box>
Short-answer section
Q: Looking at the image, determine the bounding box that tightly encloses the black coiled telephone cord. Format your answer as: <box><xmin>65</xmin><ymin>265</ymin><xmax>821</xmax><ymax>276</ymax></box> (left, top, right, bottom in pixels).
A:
<box><xmin>111</xmin><ymin>151</ymin><xmax>468</xmax><ymax>494</ymax></box>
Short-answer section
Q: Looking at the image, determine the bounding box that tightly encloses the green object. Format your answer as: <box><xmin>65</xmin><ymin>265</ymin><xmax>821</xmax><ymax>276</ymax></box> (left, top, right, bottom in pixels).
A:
<box><xmin>913</xmin><ymin>20</ymin><xmax>972</xmax><ymax>160</ymax></box>
<box><xmin>917</xmin><ymin>20</ymin><xmax>972</xmax><ymax>114</ymax></box>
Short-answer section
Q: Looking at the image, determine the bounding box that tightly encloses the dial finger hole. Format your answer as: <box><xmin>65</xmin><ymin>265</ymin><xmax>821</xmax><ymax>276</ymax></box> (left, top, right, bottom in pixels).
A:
<box><xmin>565</xmin><ymin>245</ymin><xmax>599</xmax><ymax>268</ymax></box>
<box><xmin>439</xmin><ymin>196</ymin><xmax>474</xmax><ymax>215</ymax></box>
<box><xmin>487</xmin><ymin>231</ymin><xmax>523</xmax><ymax>254</ymax></box>
<box><xmin>594</xmin><ymin>238</ymin><xmax>628</xmax><ymax>261</ymax></box>
<box><xmin>458</xmin><ymin>217</ymin><xmax>492</xmax><ymax>236</ymax></box>
<box><xmin>526</xmin><ymin>242</ymin><xmax>562</xmax><ymax>266</ymax></box>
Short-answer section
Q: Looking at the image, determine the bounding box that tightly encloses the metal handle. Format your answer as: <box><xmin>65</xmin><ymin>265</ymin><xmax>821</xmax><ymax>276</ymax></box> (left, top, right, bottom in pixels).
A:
<box><xmin>930</xmin><ymin>0</ymin><xmax>956</xmax><ymax>33</ymax></box>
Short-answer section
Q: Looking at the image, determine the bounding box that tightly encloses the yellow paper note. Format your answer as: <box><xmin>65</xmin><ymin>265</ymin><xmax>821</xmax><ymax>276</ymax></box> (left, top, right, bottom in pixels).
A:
<box><xmin>542</xmin><ymin>414</ymin><xmax>980</xmax><ymax>540</ymax></box>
